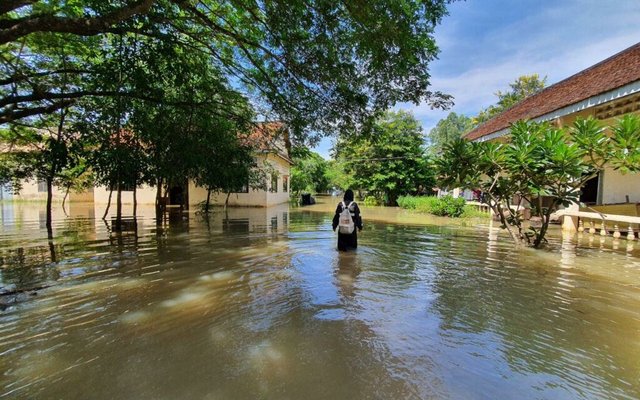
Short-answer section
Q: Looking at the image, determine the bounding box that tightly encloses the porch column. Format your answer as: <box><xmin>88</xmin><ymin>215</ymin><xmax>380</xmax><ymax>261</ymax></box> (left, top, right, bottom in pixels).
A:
<box><xmin>562</xmin><ymin>203</ymin><xmax>580</xmax><ymax>232</ymax></box>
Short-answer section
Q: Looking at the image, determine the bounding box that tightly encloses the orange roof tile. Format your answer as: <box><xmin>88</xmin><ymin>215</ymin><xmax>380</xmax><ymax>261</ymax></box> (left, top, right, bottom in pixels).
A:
<box><xmin>240</xmin><ymin>121</ymin><xmax>291</xmax><ymax>163</ymax></box>
<box><xmin>465</xmin><ymin>42</ymin><xmax>640</xmax><ymax>141</ymax></box>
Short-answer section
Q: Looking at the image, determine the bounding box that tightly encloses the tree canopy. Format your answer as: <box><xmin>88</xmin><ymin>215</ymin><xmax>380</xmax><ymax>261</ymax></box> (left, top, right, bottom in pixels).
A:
<box><xmin>290</xmin><ymin>147</ymin><xmax>330</xmax><ymax>195</ymax></box>
<box><xmin>427</xmin><ymin>111</ymin><xmax>473</xmax><ymax>154</ymax></box>
<box><xmin>474</xmin><ymin>74</ymin><xmax>547</xmax><ymax>125</ymax></box>
<box><xmin>334</xmin><ymin>110</ymin><xmax>434</xmax><ymax>205</ymax></box>
<box><xmin>1</xmin><ymin>0</ymin><xmax>454</xmax><ymax>139</ymax></box>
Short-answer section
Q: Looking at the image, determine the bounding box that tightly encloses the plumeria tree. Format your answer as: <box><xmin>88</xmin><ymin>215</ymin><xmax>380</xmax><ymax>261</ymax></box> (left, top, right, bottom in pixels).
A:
<box><xmin>435</xmin><ymin>115</ymin><xmax>640</xmax><ymax>248</ymax></box>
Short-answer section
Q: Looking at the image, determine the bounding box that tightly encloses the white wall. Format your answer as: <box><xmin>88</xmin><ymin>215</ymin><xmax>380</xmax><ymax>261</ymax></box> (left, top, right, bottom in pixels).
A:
<box><xmin>92</xmin><ymin>185</ymin><xmax>157</xmax><ymax>204</ymax></box>
<box><xmin>13</xmin><ymin>180</ymin><xmax>66</xmax><ymax>201</ymax></box>
<box><xmin>11</xmin><ymin>152</ymin><xmax>291</xmax><ymax>208</ymax></box>
<box><xmin>189</xmin><ymin>153</ymin><xmax>291</xmax><ymax>207</ymax></box>
<box><xmin>601</xmin><ymin>166</ymin><xmax>640</xmax><ymax>204</ymax></box>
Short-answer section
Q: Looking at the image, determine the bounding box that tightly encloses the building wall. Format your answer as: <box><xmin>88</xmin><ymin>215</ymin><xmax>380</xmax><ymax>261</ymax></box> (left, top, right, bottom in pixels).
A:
<box><xmin>92</xmin><ymin>185</ymin><xmax>158</xmax><ymax>204</ymax></box>
<box><xmin>188</xmin><ymin>183</ymin><xmax>267</xmax><ymax>207</ymax></box>
<box><xmin>13</xmin><ymin>180</ymin><xmax>66</xmax><ymax>201</ymax></box>
<box><xmin>189</xmin><ymin>153</ymin><xmax>291</xmax><ymax>207</ymax></box>
<box><xmin>601</xmin><ymin>166</ymin><xmax>640</xmax><ymax>204</ymax></box>
<box><xmin>265</xmin><ymin>153</ymin><xmax>291</xmax><ymax>206</ymax></box>
<box><xmin>11</xmin><ymin>152</ymin><xmax>291</xmax><ymax>208</ymax></box>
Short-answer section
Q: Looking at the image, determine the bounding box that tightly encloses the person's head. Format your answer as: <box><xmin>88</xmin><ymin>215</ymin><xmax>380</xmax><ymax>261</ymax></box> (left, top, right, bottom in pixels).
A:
<box><xmin>344</xmin><ymin>189</ymin><xmax>354</xmax><ymax>202</ymax></box>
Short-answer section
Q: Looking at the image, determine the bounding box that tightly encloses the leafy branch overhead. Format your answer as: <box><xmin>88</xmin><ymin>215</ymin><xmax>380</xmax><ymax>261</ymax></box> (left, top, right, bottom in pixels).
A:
<box><xmin>1</xmin><ymin>0</ymin><xmax>454</xmax><ymax>137</ymax></box>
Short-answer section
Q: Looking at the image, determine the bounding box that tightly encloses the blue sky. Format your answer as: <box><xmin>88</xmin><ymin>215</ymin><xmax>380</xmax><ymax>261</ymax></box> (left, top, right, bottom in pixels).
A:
<box><xmin>313</xmin><ymin>0</ymin><xmax>640</xmax><ymax>158</ymax></box>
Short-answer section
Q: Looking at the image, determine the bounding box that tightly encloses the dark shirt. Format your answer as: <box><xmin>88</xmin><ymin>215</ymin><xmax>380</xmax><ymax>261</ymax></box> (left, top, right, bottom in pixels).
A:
<box><xmin>332</xmin><ymin>200</ymin><xmax>363</xmax><ymax>251</ymax></box>
<box><xmin>332</xmin><ymin>200</ymin><xmax>363</xmax><ymax>231</ymax></box>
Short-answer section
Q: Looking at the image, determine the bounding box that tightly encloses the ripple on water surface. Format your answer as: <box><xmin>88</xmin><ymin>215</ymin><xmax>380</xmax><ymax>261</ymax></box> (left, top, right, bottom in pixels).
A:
<box><xmin>0</xmin><ymin>202</ymin><xmax>639</xmax><ymax>399</ymax></box>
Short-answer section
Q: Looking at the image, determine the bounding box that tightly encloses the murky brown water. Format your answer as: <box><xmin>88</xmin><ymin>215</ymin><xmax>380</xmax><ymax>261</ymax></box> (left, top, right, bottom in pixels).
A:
<box><xmin>1</xmin><ymin>199</ymin><xmax>639</xmax><ymax>399</ymax></box>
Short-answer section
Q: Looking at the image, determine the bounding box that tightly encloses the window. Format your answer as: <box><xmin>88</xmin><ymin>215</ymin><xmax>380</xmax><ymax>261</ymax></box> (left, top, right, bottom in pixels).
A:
<box><xmin>270</xmin><ymin>173</ymin><xmax>278</xmax><ymax>193</ymax></box>
<box><xmin>234</xmin><ymin>181</ymin><xmax>249</xmax><ymax>193</ymax></box>
<box><xmin>109</xmin><ymin>182</ymin><xmax>136</xmax><ymax>192</ymax></box>
<box><xmin>283</xmin><ymin>176</ymin><xmax>289</xmax><ymax>192</ymax></box>
<box><xmin>37</xmin><ymin>179</ymin><xmax>47</xmax><ymax>192</ymax></box>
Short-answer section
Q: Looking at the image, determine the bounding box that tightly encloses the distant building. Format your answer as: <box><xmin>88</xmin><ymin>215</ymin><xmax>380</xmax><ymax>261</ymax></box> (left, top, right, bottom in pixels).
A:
<box><xmin>11</xmin><ymin>122</ymin><xmax>292</xmax><ymax>208</ymax></box>
<box><xmin>464</xmin><ymin>42</ymin><xmax>640</xmax><ymax>230</ymax></box>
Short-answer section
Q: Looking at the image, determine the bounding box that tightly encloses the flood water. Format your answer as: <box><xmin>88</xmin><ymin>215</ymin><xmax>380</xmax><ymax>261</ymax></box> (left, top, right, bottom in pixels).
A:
<box><xmin>1</xmin><ymin>199</ymin><xmax>639</xmax><ymax>399</ymax></box>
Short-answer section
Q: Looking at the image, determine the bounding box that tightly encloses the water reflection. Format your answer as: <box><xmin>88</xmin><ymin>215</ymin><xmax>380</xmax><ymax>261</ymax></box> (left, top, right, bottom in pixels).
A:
<box><xmin>0</xmin><ymin>201</ymin><xmax>639</xmax><ymax>399</ymax></box>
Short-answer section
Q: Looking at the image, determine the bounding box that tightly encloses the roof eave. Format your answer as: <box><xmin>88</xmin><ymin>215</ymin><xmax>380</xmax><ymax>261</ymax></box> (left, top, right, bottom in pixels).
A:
<box><xmin>470</xmin><ymin>79</ymin><xmax>640</xmax><ymax>142</ymax></box>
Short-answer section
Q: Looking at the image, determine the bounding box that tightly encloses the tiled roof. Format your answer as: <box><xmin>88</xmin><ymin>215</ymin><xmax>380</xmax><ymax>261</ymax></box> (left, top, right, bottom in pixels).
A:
<box><xmin>465</xmin><ymin>42</ymin><xmax>640</xmax><ymax>141</ymax></box>
<box><xmin>242</xmin><ymin>121</ymin><xmax>291</xmax><ymax>163</ymax></box>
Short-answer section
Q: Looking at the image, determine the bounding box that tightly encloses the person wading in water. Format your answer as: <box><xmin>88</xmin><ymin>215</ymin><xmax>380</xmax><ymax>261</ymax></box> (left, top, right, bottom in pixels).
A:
<box><xmin>332</xmin><ymin>189</ymin><xmax>363</xmax><ymax>251</ymax></box>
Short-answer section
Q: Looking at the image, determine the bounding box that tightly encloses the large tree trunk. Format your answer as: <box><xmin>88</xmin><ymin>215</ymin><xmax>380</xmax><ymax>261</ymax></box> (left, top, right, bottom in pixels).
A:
<box><xmin>102</xmin><ymin>188</ymin><xmax>113</xmax><ymax>220</ymax></box>
<box><xmin>46</xmin><ymin>177</ymin><xmax>53</xmax><ymax>239</ymax></box>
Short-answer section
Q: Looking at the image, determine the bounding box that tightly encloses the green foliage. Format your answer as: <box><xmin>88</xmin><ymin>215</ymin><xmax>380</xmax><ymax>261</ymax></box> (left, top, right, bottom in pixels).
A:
<box><xmin>474</xmin><ymin>74</ymin><xmax>547</xmax><ymax>125</ymax></box>
<box><xmin>290</xmin><ymin>148</ymin><xmax>329</xmax><ymax>194</ymax></box>
<box><xmin>429</xmin><ymin>195</ymin><xmax>466</xmax><ymax>217</ymax></box>
<box><xmin>435</xmin><ymin>116</ymin><xmax>640</xmax><ymax>248</ymax></box>
<box><xmin>363</xmin><ymin>195</ymin><xmax>383</xmax><ymax>206</ymax></box>
<box><xmin>1</xmin><ymin>0</ymin><xmax>453</xmax><ymax>136</ymax></box>
<box><xmin>398</xmin><ymin>195</ymin><xmax>471</xmax><ymax>217</ymax></box>
<box><xmin>324</xmin><ymin>160</ymin><xmax>354</xmax><ymax>192</ymax></box>
<box><xmin>335</xmin><ymin>110</ymin><xmax>435</xmax><ymax>206</ymax></box>
<box><xmin>2</xmin><ymin>0</ymin><xmax>455</xmax><ymax>228</ymax></box>
<box><xmin>428</xmin><ymin>112</ymin><xmax>473</xmax><ymax>154</ymax></box>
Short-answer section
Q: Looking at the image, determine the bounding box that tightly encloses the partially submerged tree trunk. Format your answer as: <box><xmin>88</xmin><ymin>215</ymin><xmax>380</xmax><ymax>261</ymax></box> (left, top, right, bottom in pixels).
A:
<box><xmin>224</xmin><ymin>191</ymin><xmax>231</xmax><ymax>211</ymax></box>
<box><xmin>45</xmin><ymin>177</ymin><xmax>53</xmax><ymax>239</ymax></box>
<box><xmin>155</xmin><ymin>177</ymin><xmax>163</xmax><ymax>224</ymax></box>
<box><xmin>115</xmin><ymin>182</ymin><xmax>122</xmax><ymax>231</ymax></box>
<box><xmin>62</xmin><ymin>185</ymin><xmax>70</xmax><ymax>216</ymax></box>
<box><xmin>485</xmin><ymin>195</ymin><xmax>526</xmax><ymax>247</ymax></box>
<box><xmin>133</xmin><ymin>182</ymin><xmax>137</xmax><ymax>218</ymax></box>
<box><xmin>102</xmin><ymin>188</ymin><xmax>113</xmax><ymax>220</ymax></box>
<box><xmin>204</xmin><ymin>188</ymin><xmax>211</xmax><ymax>214</ymax></box>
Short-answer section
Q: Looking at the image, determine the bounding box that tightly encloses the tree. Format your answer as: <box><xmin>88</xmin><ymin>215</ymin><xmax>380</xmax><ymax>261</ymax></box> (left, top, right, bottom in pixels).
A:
<box><xmin>1</xmin><ymin>0</ymin><xmax>453</xmax><ymax>135</ymax></box>
<box><xmin>191</xmin><ymin>120</ymin><xmax>265</xmax><ymax>213</ymax></box>
<box><xmin>474</xmin><ymin>74</ymin><xmax>547</xmax><ymax>125</ymax></box>
<box><xmin>0</xmin><ymin>30</ymin><xmax>94</xmax><ymax>236</ymax></box>
<box><xmin>324</xmin><ymin>160</ymin><xmax>354</xmax><ymax>192</ymax></box>
<box><xmin>428</xmin><ymin>112</ymin><xmax>473</xmax><ymax>154</ymax></box>
<box><xmin>290</xmin><ymin>147</ymin><xmax>329</xmax><ymax>195</ymax></box>
<box><xmin>435</xmin><ymin>115</ymin><xmax>640</xmax><ymax>248</ymax></box>
<box><xmin>2</xmin><ymin>0</ymin><xmax>455</xmax><ymax>232</ymax></box>
<box><xmin>335</xmin><ymin>110</ymin><xmax>435</xmax><ymax>206</ymax></box>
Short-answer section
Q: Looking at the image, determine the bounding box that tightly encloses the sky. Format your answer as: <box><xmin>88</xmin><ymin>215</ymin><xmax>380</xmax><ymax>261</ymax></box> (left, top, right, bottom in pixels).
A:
<box><xmin>313</xmin><ymin>0</ymin><xmax>640</xmax><ymax>158</ymax></box>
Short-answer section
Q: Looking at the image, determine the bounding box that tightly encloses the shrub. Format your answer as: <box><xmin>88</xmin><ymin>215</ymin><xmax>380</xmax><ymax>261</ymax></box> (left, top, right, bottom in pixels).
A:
<box><xmin>430</xmin><ymin>195</ymin><xmax>466</xmax><ymax>217</ymax></box>
<box><xmin>397</xmin><ymin>195</ymin><xmax>475</xmax><ymax>218</ymax></box>
<box><xmin>363</xmin><ymin>195</ymin><xmax>383</xmax><ymax>206</ymax></box>
<box><xmin>397</xmin><ymin>195</ymin><xmax>418</xmax><ymax>209</ymax></box>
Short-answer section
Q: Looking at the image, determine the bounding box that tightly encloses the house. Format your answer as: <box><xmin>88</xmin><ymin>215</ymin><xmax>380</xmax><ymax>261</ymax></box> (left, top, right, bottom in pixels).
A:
<box><xmin>463</xmin><ymin>42</ymin><xmax>640</xmax><ymax>231</ymax></box>
<box><xmin>189</xmin><ymin>121</ymin><xmax>293</xmax><ymax>207</ymax></box>
<box><xmin>10</xmin><ymin>122</ymin><xmax>292</xmax><ymax>209</ymax></box>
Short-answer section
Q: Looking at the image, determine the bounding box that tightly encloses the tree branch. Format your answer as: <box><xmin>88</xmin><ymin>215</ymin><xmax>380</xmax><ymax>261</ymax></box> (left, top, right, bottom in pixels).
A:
<box><xmin>0</xmin><ymin>100</ymin><xmax>74</xmax><ymax>123</ymax></box>
<box><xmin>0</xmin><ymin>0</ymin><xmax>156</xmax><ymax>45</ymax></box>
<box><xmin>0</xmin><ymin>68</ymin><xmax>93</xmax><ymax>86</ymax></box>
<box><xmin>0</xmin><ymin>0</ymin><xmax>35</xmax><ymax>16</ymax></box>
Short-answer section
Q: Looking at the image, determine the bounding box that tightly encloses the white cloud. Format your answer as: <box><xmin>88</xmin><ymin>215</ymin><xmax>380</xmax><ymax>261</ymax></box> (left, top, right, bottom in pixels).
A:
<box><xmin>403</xmin><ymin>0</ymin><xmax>640</xmax><ymax>125</ymax></box>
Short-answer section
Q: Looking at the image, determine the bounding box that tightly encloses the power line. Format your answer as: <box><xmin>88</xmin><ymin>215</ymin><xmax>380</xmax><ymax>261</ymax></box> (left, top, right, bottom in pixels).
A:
<box><xmin>336</xmin><ymin>155</ymin><xmax>424</xmax><ymax>162</ymax></box>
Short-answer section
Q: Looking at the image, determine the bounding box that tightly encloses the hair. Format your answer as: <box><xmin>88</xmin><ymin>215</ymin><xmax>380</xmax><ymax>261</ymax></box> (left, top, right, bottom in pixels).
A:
<box><xmin>344</xmin><ymin>189</ymin><xmax>354</xmax><ymax>202</ymax></box>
